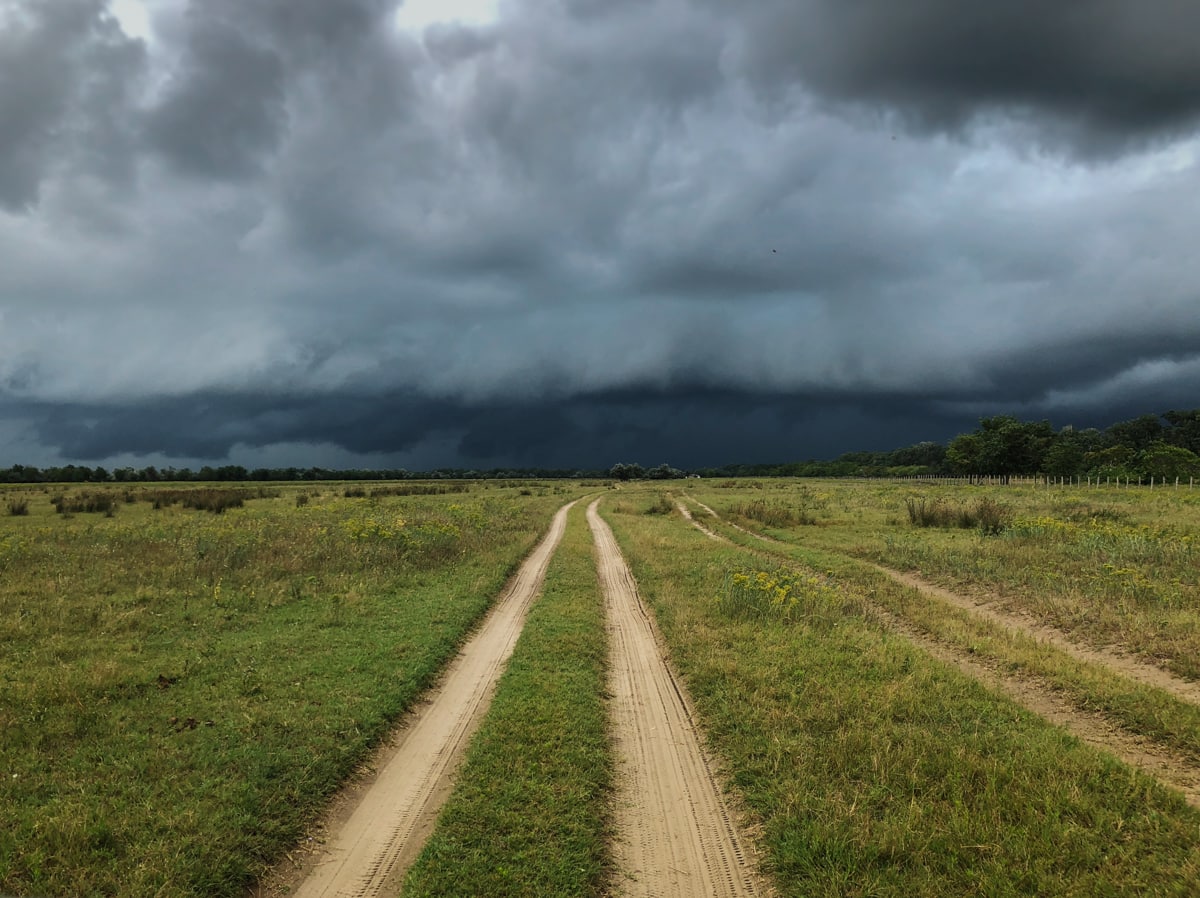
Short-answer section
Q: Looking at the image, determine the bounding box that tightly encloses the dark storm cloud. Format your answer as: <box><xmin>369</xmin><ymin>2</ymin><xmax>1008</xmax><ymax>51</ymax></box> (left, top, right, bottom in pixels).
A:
<box><xmin>10</xmin><ymin>386</ymin><xmax>971</xmax><ymax>469</ymax></box>
<box><xmin>731</xmin><ymin>0</ymin><xmax>1200</xmax><ymax>152</ymax></box>
<box><xmin>0</xmin><ymin>0</ymin><xmax>143</xmax><ymax>209</ymax></box>
<box><xmin>3</xmin><ymin>0</ymin><xmax>1200</xmax><ymax>470</ymax></box>
<box><xmin>144</xmin><ymin>16</ymin><xmax>287</xmax><ymax>178</ymax></box>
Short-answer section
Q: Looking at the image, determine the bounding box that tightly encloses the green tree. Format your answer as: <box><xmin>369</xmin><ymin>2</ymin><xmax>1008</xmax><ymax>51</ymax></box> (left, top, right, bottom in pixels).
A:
<box><xmin>1106</xmin><ymin>414</ymin><xmax>1165</xmax><ymax>452</ymax></box>
<box><xmin>1138</xmin><ymin>443</ymin><xmax>1200</xmax><ymax>481</ymax></box>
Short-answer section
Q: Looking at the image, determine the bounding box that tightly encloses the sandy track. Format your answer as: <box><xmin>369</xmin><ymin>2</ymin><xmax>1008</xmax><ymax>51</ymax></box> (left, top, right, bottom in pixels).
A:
<box><xmin>675</xmin><ymin>498</ymin><xmax>1200</xmax><ymax>808</ymax></box>
<box><xmin>272</xmin><ymin>501</ymin><xmax>576</xmax><ymax>898</ymax></box>
<box><xmin>880</xmin><ymin>566</ymin><xmax>1200</xmax><ymax>707</ymax></box>
<box><xmin>588</xmin><ymin>500</ymin><xmax>764</xmax><ymax>898</ymax></box>
<box><xmin>675</xmin><ymin>499</ymin><xmax>721</xmax><ymax>540</ymax></box>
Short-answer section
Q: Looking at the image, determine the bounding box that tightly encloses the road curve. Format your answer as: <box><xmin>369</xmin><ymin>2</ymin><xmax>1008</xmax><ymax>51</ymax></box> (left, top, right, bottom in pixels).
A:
<box><xmin>588</xmin><ymin>499</ymin><xmax>764</xmax><ymax>898</ymax></box>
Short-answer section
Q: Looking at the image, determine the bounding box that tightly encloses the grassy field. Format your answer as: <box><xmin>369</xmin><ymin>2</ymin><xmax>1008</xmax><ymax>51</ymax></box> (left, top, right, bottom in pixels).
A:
<box><xmin>687</xmin><ymin>479</ymin><xmax>1200</xmax><ymax>675</ymax></box>
<box><xmin>679</xmin><ymin>480</ymin><xmax>1200</xmax><ymax>760</ymax></box>
<box><xmin>0</xmin><ymin>480</ymin><xmax>589</xmax><ymax>897</ymax></box>
<box><xmin>604</xmin><ymin>491</ymin><xmax>1200</xmax><ymax>896</ymax></box>
<box><xmin>8</xmin><ymin>477</ymin><xmax>1200</xmax><ymax>896</ymax></box>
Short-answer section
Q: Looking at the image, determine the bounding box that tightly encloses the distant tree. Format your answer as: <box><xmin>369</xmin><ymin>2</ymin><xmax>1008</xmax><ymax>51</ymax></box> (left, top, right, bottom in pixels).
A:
<box><xmin>1138</xmin><ymin>443</ymin><xmax>1200</xmax><ymax>481</ymax></box>
<box><xmin>646</xmin><ymin>463</ymin><xmax>683</xmax><ymax>480</ymax></box>
<box><xmin>945</xmin><ymin>432</ymin><xmax>983</xmax><ymax>474</ymax></box>
<box><xmin>1106</xmin><ymin>414</ymin><xmax>1165</xmax><ymax>452</ymax></box>
<box><xmin>1043</xmin><ymin>427</ymin><xmax>1104</xmax><ymax>478</ymax></box>
<box><xmin>946</xmin><ymin>417</ymin><xmax>1053</xmax><ymax>476</ymax></box>
<box><xmin>1084</xmin><ymin>445</ymin><xmax>1137</xmax><ymax>480</ymax></box>
<box><xmin>1163</xmin><ymin>409</ymin><xmax>1200</xmax><ymax>454</ymax></box>
<box><xmin>609</xmin><ymin>463</ymin><xmax>645</xmax><ymax>481</ymax></box>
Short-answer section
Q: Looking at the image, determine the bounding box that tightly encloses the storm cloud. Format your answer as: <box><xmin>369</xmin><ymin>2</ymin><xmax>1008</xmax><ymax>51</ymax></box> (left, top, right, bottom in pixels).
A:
<box><xmin>0</xmin><ymin>0</ymin><xmax>1197</xmax><ymax>470</ymax></box>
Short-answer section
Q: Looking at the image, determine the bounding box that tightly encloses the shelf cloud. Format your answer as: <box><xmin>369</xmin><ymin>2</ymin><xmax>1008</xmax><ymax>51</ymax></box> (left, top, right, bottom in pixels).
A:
<box><xmin>1</xmin><ymin>0</ymin><xmax>1198</xmax><ymax>469</ymax></box>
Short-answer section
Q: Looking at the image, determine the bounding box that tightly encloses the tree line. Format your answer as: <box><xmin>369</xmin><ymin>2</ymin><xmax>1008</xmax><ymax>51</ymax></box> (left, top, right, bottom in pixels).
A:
<box><xmin>692</xmin><ymin>409</ymin><xmax>1200</xmax><ymax>481</ymax></box>
<box><xmin>2</xmin><ymin>409</ymin><xmax>1198</xmax><ymax>484</ymax></box>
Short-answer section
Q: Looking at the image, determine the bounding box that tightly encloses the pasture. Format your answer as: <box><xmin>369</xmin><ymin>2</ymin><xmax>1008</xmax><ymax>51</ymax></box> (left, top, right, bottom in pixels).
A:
<box><xmin>4</xmin><ymin>478</ymin><xmax>1200</xmax><ymax>896</ymax></box>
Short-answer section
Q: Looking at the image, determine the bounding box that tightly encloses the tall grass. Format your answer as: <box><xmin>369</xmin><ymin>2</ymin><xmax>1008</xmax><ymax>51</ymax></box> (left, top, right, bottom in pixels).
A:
<box><xmin>904</xmin><ymin>496</ymin><xmax>1010</xmax><ymax>534</ymax></box>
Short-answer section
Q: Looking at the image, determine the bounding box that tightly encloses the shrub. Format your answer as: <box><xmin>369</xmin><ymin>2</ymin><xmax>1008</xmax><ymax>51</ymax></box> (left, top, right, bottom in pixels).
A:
<box><xmin>53</xmin><ymin>492</ymin><xmax>116</xmax><ymax>516</ymax></box>
<box><xmin>643</xmin><ymin>494</ymin><xmax>676</xmax><ymax>515</ymax></box>
<box><xmin>906</xmin><ymin>496</ymin><xmax>1010</xmax><ymax>535</ymax></box>
<box><xmin>730</xmin><ymin>498</ymin><xmax>815</xmax><ymax>527</ymax></box>
<box><xmin>7</xmin><ymin>498</ymin><xmax>29</xmax><ymax>516</ymax></box>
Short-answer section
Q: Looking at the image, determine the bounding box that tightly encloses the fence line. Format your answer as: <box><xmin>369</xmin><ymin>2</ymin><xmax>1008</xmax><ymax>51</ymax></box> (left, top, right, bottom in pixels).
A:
<box><xmin>857</xmin><ymin>475</ymin><xmax>1196</xmax><ymax>489</ymax></box>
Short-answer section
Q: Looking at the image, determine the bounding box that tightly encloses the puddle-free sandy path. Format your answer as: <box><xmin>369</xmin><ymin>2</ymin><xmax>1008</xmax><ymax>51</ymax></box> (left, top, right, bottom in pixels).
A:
<box><xmin>588</xmin><ymin>499</ymin><xmax>764</xmax><ymax>897</ymax></box>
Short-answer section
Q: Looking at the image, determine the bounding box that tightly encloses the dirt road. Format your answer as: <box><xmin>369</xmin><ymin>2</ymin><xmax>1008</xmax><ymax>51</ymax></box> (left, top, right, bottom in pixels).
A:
<box><xmin>588</xmin><ymin>500</ymin><xmax>764</xmax><ymax>898</ymax></box>
<box><xmin>275</xmin><ymin>501</ymin><xmax>576</xmax><ymax>898</ymax></box>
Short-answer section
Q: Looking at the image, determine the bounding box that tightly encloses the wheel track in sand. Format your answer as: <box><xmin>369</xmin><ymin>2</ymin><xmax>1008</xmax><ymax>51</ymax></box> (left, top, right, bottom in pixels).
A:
<box><xmin>262</xmin><ymin>501</ymin><xmax>576</xmax><ymax>898</ymax></box>
<box><xmin>677</xmin><ymin>495</ymin><xmax>1200</xmax><ymax>808</ymax></box>
<box><xmin>589</xmin><ymin>499</ymin><xmax>765</xmax><ymax>898</ymax></box>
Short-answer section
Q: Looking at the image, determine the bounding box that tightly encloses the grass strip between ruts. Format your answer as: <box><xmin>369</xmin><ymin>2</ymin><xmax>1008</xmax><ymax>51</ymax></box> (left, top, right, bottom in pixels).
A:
<box><xmin>404</xmin><ymin>502</ymin><xmax>612</xmax><ymax>897</ymax></box>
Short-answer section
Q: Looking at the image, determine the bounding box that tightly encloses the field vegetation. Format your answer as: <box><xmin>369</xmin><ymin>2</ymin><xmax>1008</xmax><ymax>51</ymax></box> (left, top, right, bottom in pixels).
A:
<box><xmin>8</xmin><ymin>476</ymin><xmax>1200</xmax><ymax>896</ymax></box>
<box><xmin>0</xmin><ymin>480</ymin><xmax>587</xmax><ymax>897</ymax></box>
<box><xmin>605</xmin><ymin>494</ymin><xmax>1200</xmax><ymax>895</ymax></box>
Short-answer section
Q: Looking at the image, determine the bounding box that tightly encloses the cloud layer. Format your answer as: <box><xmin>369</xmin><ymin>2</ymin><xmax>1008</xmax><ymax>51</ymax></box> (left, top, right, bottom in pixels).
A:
<box><xmin>1</xmin><ymin>0</ymin><xmax>1198</xmax><ymax>468</ymax></box>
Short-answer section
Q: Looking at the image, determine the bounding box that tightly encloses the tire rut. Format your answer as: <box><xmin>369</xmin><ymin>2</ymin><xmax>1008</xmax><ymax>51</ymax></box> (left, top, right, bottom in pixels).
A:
<box><xmin>676</xmin><ymin>497</ymin><xmax>1200</xmax><ymax>809</ymax></box>
<box><xmin>588</xmin><ymin>500</ymin><xmax>765</xmax><ymax>898</ymax></box>
<box><xmin>259</xmin><ymin>501</ymin><xmax>576</xmax><ymax>898</ymax></box>
<box><xmin>880</xmin><ymin>566</ymin><xmax>1200</xmax><ymax>708</ymax></box>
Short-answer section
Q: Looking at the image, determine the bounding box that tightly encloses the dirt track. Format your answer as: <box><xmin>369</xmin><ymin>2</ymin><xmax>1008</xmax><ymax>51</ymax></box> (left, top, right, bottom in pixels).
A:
<box><xmin>271</xmin><ymin>501</ymin><xmax>575</xmax><ymax>898</ymax></box>
<box><xmin>588</xmin><ymin>500</ymin><xmax>764</xmax><ymax>897</ymax></box>
<box><xmin>677</xmin><ymin>496</ymin><xmax>1200</xmax><ymax>808</ymax></box>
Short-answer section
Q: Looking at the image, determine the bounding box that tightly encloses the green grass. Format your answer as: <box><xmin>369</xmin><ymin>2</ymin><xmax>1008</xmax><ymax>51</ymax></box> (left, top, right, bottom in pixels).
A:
<box><xmin>404</xmin><ymin>502</ymin><xmax>612</xmax><ymax>897</ymax></box>
<box><xmin>0</xmin><ymin>482</ymin><xmax>588</xmax><ymax>897</ymax></box>
<box><xmin>686</xmin><ymin>479</ymin><xmax>1200</xmax><ymax>679</ymax></box>
<box><xmin>605</xmin><ymin>494</ymin><xmax>1200</xmax><ymax>897</ymax></box>
<box><xmin>682</xmin><ymin>482</ymin><xmax>1200</xmax><ymax>763</ymax></box>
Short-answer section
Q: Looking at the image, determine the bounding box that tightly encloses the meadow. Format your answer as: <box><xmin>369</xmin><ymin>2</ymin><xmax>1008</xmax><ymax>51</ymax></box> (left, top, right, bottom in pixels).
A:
<box><xmin>616</xmin><ymin>482</ymin><xmax>1200</xmax><ymax>895</ymax></box>
<box><xmin>0</xmin><ymin>480</ymin><xmax>589</xmax><ymax>897</ymax></box>
<box><xmin>5</xmin><ymin>477</ymin><xmax>1200</xmax><ymax>896</ymax></box>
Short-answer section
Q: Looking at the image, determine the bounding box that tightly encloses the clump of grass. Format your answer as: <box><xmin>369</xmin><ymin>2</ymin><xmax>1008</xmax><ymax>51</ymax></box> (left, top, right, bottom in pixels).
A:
<box><xmin>719</xmin><ymin>565</ymin><xmax>858</xmax><ymax>624</ymax></box>
<box><xmin>369</xmin><ymin>483</ymin><xmax>469</xmax><ymax>498</ymax></box>
<box><xmin>6</xmin><ymin>498</ymin><xmax>29</xmax><ymax>516</ymax></box>
<box><xmin>643</xmin><ymin>494</ymin><xmax>676</xmax><ymax>515</ymax></box>
<box><xmin>295</xmin><ymin>493</ymin><xmax>310</xmax><ymax>507</ymax></box>
<box><xmin>343</xmin><ymin>487</ymin><xmax>367</xmax><ymax>498</ymax></box>
<box><xmin>1056</xmin><ymin>503</ymin><xmax>1129</xmax><ymax>524</ymax></box>
<box><xmin>730</xmin><ymin>498</ymin><xmax>815</xmax><ymax>527</ymax></box>
<box><xmin>141</xmin><ymin>489</ymin><xmax>251</xmax><ymax>514</ymax></box>
<box><xmin>905</xmin><ymin>496</ymin><xmax>1010</xmax><ymax>534</ymax></box>
<box><xmin>53</xmin><ymin>492</ymin><xmax>116</xmax><ymax>516</ymax></box>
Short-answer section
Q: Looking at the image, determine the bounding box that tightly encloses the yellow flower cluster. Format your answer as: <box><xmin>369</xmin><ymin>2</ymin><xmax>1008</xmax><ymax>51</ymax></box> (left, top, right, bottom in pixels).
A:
<box><xmin>721</xmin><ymin>566</ymin><xmax>842</xmax><ymax>621</ymax></box>
<box><xmin>341</xmin><ymin>515</ymin><xmax>408</xmax><ymax>541</ymax></box>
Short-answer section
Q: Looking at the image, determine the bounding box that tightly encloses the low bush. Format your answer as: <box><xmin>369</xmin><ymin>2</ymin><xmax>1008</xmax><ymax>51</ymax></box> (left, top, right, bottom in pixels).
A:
<box><xmin>730</xmin><ymin>498</ymin><xmax>815</xmax><ymax>527</ymax></box>
<box><xmin>905</xmin><ymin>496</ymin><xmax>1010</xmax><ymax>535</ymax></box>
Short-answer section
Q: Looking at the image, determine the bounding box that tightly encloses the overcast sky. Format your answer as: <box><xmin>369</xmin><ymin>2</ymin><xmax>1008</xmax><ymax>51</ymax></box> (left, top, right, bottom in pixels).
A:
<box><xmin>2</xmin><ymin>0</ymin><xmax>1199</xmax><ymax>471</ymax></box>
